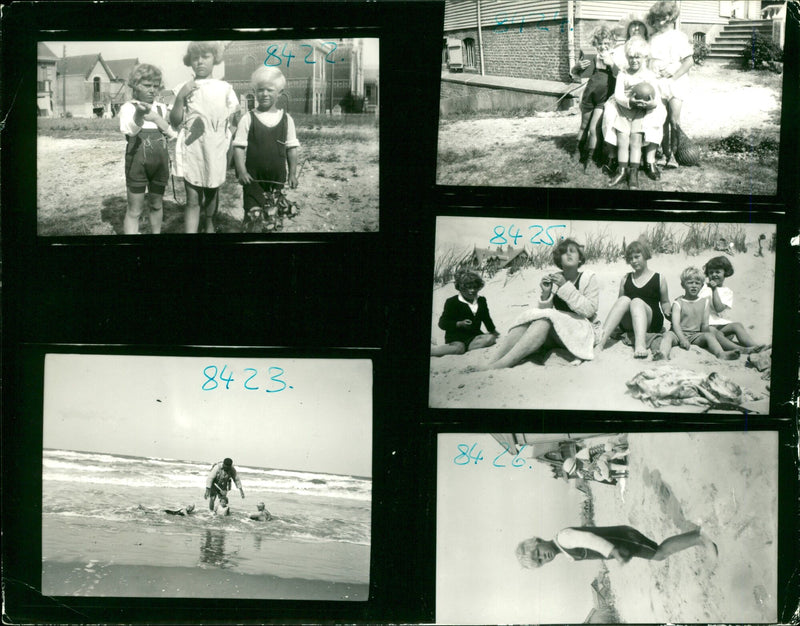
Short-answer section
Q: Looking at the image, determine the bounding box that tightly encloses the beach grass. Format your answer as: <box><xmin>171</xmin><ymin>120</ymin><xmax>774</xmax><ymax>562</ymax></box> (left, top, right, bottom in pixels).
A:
<box><xmin>434</xmin><ymin>222</ymin><xmax>762</xmax><ymax>287</ymax></box>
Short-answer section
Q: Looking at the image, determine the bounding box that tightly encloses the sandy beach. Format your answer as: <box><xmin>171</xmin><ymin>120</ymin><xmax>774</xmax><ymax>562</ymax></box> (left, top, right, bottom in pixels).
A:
<box><xmin>42</xmin><ymin>561</ymin><xmax>368</xmax><ymax>600</ymax></box>
<box><xmin>430</xmin><ymin>249</ymin><xmax>774</xmax><ymax>413</ymax></box>
<box><xmin>591</xmin><ymin>432</ymin><xmax>778</xmax><ymax>623</ymax></box>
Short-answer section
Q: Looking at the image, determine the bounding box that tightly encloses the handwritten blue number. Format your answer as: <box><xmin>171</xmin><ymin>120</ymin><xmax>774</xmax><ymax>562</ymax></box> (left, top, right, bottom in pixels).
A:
<box><xmin>509</xmin><ymin>224</ymin><xmax>521</xmax><ymax>245</ymax></box>
<box><xmin>323</xmin><ymin>42</ymin><xmax>337</xmax><ymax>64</ymax></box>
<box><xmin>202</xmin><ymin>366</ymin><xmax>218</xmax><ymax>391</ymax></box>
<box><xmin>493</xmin><ymin>442</ymin><xmax>510</xmax><ymax>467</ymax></box>
<box><xmin>266</xmin><ymin>367</ymin><xmax>287</xmax><ymax>393</ymax></box>
<box><xmin>243</xmin><ymin>368</ymin><xmax>258</xmax><ymax>390</ymax></box>
<box><xmin>512</xmin><ymin>444</ymin><xmax>528</xmax><ymax>467</ymax></box>
<box><xmin>537</xmin><ymin>13</ymin><xmax>549</xmax><ymax>30</ymax></box>
<box><xmin>494</xmin><ymin>14</ymin><xmax>510</xmax><ymax>33</ymax></box>
<box><xmin>454</xmin><ymin>444</ymin><xmax>471</xmax><ymax>465</ymax></box>
<box><xmin>219</xmin><ymin>365</ymin><xmax>234</xmax><ymax>390</ymax></box>
<box><xmin>490</xmin><ymin>225</ymin><xmax>507</xmax><ymax>245</ymax></box>
<box><xmin>264</xmin><ymin>44</ymin><xmax>281</xmax><ymax>67</ymax></box>
<box><xmin>301</xmin><ymin>44</ymin><xmax>315</xmax><ymax>64</ymax></box>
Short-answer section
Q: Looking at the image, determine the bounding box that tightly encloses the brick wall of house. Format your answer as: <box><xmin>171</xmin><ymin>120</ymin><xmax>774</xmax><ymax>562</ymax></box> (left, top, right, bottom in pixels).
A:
<box><xmin>447</xmin><ymin>18</ymin><xmax>573</xmax><ymax>82</ymax></box>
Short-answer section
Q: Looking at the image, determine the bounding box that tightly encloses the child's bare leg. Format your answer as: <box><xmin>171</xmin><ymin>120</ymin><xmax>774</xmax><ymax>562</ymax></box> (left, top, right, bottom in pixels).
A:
<box><xmin>668</xmin><ymin>97</ymin><xmax>684</xmax><ymax>128</ymax></box>
<box><xmin>628</xmin><ymin>298</ymin><xmax>654</xmax><ymax>358</ymax></box>
<box><xmin>699</xmin><ymin>332</ymin><xmax>740</xmax><ymax>360</ymax></box>
<box><xmin>643</xmin><ymin>142</ymin><xmax>657</xmax><ymax>164</ymax></box>
<box><xmin>719</xmin><ymin>322</ymin><xmax>762</xmax><ymax>349</ymax></box>
<box><xmin>587</xmin><ymin>108</ymin><xmax>604</xmax><ymax>154</ymax></box>
<box><xmin>124</xmin><ymin>190</ymin><xmax>146</xmax><ymax>234</ymax></box>
<box><xmin>432</xmin><ymin>342</ymin><xmax>466</xmax><ymax>357</ymax></box>
<box><xmin>484</xmin><ymin>320</ymin><xmax>551</xmax><ymax>370</ymax></box>
<box><xmin>652</xmin><ymin>529</ymin><xmax>716</xmax><ymax>561</ymax></box>
<box><xmin>200</xmin><ymin>189</ymin><xmax>219</xmax><ymax>234</ymax></box>
<box><xmin>490</xmin><ymin>324</ymin><xmax>527</xmax><ymax>362</ymax></box>
<box><xmin>149</xmin><ymin>193</ymin><xmax>164</xmax><ymax>234</ymax></box>
<box><xmin>467</xmin><ymin>333</ymin><xmax>498</xmax><ymax>352</ymax></box>
<box><xmin>628</xmin><ymin>133</ymin><xmax>642</xmax><ymax>188</ymax></box>
<box><xmin>655</xmin><ymin>331</ymin><xmax>676</xmax><ymax>360</ymax></box>
<box><xmin>598</xmin><ymin>296</ymin><xmax>632</xmax><ymax>350</ymax></box>
<box><xmin>712</xmin><ymin>327</ymin><xmax>743</xmax><ymax>352</ymax></box>
<box><xmin>184</xmin><ymin>183</ymin><xmax>201</xmax><ymax>233</ymax></box>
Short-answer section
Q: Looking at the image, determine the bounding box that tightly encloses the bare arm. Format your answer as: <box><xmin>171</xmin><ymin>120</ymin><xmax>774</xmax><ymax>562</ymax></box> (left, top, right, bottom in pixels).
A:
<box><xmin>233</xmin><ymin>146</ymin><xmax>252</xmax><ymax>184</ymax></box>
<box><xmin>169</xmin><ymin>80</ymin><xmax>195</xmax><ymax>128</ymax></box>
<box><xmin>659</xmin><ymin>275</ymin><xmax>671</xmax><ymax>318</ymax></box>
<box><xmin>670</xmin><ymin>56</ymin><xmax>694</xmax><ymax>81</ymax></box>
<box><xmin>700</xmin><ymin>299</ymin><xmax>710</xmax><ymax>333</ymax></box>
<box><xmin>287</xmin><ymin>146</ymin><xmax>298</xmax><ymax>188</ymax></box>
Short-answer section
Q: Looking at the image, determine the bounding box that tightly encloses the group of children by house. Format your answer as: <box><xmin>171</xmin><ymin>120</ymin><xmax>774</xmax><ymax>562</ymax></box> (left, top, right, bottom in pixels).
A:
<box><xmin>120</xmin><ymin>41</ymin><xmax>300</xmax><ymax>234</ymax></box>
<box><xmin>432</xmin><ymin>241</ymin><xmax>768</xmax><ymax>364</ymax></box>
<box><xmin>571</xmin><ymin>0</ymin><xmax>694</xmax><ymax>188</ymax></box>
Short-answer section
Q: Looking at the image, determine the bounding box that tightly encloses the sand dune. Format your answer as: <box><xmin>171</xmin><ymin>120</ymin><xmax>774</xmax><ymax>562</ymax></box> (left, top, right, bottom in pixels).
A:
<box><xmin>430</xmin><ymin>250</ymin><xmax>774</xmax><ymax>413</ymax></box>
<box><xmin>591</xmin><ymin>432</ymin><xmax>778</xmax><ymax>623</ymax></box>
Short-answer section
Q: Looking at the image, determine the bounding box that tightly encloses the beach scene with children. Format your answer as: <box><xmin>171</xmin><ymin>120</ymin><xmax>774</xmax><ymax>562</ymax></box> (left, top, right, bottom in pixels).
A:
<box><xmin>37</xmin><ymin>38</ymin><xmax>379</xmax><ymax>235</ymax></box>
<box><xmin>436</xmin><ymin>431</ymin><xmax>778</xmax><ymax>624</ymax></box>
<box><xmin>437</xmin><ymin>0</ymin><xmax>784</xmax><ymax>195</ymax></box>
<box><xmin>430</xmin><ymin>217</ymin><xmax>775</xmax><ymax>413</ymax></box>
<box><xmin>41</xmin><ymin>354</ymin><xmax>372</xmax><ymax>599</ymax></box>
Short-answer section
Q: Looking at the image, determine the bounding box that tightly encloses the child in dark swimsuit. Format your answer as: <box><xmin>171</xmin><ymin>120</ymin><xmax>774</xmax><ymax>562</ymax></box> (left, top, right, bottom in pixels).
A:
<box><xmin>572</xmin><ymin>25</ymin><xmax>617</xmax><ymax>168</ymax></box>
<box><xmin>516</xmin><ymin>525</ymin><xmax>717</xmax><ymax>568</ymax></box>
<box><xmin>598</xmin><ymin>241</ymin><xmax>670</xmax><ymax>358</ymax></box>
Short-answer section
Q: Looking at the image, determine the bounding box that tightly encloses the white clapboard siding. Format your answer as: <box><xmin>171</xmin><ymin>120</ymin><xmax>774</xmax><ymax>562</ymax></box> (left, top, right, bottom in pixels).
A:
<box><xmin>444</xmin><ymin>0</ymin><xmax>568</xmax><ymax>32</ymax></box>
<box><xmin>577</xmin><ymin>1</ymin><xmax>744</xmax><ymax>24</ymax></box>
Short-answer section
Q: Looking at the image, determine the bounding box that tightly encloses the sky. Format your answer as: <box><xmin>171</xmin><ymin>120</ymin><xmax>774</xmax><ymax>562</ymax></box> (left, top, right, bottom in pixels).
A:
<box><xmin>436</xmin><ymin>433</ymin><xmax>601</xmax><ymax>624</ymax></box>
<box><xmin>43</xmin><ymin>38</ymin><xmax>379</xmax><ymax>92</ymax></box>
<box><xmin>43</xmin><ymin>354</ymin><xmax>373</xmax><ymax>477</ymax></box>
<box><xmin>435</xmin><ymin>216</ymin><xmax>776</xmax><ymax>258</ymax></box>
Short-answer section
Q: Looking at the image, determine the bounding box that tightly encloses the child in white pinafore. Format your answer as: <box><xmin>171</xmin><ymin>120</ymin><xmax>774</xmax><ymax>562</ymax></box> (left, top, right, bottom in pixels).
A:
<box><xmin>170</xmin><ymin>41</ymin><xmax>240</xmax><ymax>233</ymax></box>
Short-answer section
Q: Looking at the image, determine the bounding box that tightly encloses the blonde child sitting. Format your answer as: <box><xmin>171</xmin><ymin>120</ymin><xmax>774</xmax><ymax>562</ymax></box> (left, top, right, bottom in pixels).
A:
<box><xmin>655</xmin><ymin>267</ymin><xmax>740</xmax><ymax>361</ymax></box>
<box><xmin>608</xmin><ymin>36</ymin><xmax>667</xmax><ymax>189</ymax></box>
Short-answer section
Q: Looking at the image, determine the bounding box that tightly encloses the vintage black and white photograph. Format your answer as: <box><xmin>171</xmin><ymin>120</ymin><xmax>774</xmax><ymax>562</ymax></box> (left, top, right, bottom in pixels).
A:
<box><xmin>436</xmin><ymin>432</ymin><xmax>778</xmax><ymax>624</ymax></box>
<box><xmin>430</xmin><ymin>216</ymin><xmax>775</xmax><ymax>412</ymax></box>
<box><xmin>41</xmin><ymin>353</ymin><xmax>372</xmax><ymax>599</ymax></box>
<box><xmin>437</xmin><ymin>0</ymin><xmax>785</xmax><ymax>195</ymax></box>
<box><xmin>37</xmin><ymin>38</ymin><xmax>379</xmax><ymax>235</ymax></box>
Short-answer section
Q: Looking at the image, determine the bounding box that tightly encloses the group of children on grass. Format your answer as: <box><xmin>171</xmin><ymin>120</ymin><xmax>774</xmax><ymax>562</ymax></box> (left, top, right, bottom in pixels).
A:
<box><xmin>432</xmin><ymin>239</ymin><xmax>768</xmax><ymax>364</ymax></box>
<box><xmin>572</xmin><ymin>0</ymin><xmax>694</xmax><ymax>188</ymax></box>
<box><xmin>120</xmin><ymin>41</ymin><xmax>299</xmax><ymax>234</ymax></box>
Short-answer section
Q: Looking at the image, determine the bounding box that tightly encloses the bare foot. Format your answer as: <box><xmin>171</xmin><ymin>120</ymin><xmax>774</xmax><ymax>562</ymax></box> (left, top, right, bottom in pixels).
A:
<box><xmin>570</xmin><ymin>358</ymin><xmax>584</xmax><ymax>367</ymax></box>
<box><xmin>634</xmin><ymin>347</ymin><xmax>648</xmax><ymax>358</ymax></box>
<box><xmin>719</xmin><ymin>350</ymin><xmax>740</xmax><ymax>361</ymax></box>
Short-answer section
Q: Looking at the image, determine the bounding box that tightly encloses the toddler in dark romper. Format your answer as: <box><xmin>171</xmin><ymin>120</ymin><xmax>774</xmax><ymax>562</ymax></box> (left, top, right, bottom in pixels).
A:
<box><xmin>233</xmin><ymin>66</ymin><xmax>300</xmax><ymax>232</ymax></box>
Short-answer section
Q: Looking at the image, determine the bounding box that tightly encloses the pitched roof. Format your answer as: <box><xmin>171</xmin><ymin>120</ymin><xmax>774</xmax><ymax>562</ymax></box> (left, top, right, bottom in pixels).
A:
<box><xmin>38</xmin><ymin>42</ymin><xmax>59</xmax><ymax>61</ymax></box>
<box><xmin>105</xmin><ymin>58</ymin><xmax>139</xmax><ymax>82</ymax></box>
<box><xmin>56</xmin><ymin>53</ymin><xmax>114</xmax><ymax>79</ymax></box>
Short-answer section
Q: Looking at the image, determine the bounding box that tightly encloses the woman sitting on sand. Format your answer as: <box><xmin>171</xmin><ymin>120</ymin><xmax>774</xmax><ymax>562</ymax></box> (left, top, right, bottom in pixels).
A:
<box><xmin>597</xmin><ymin>240</ymin><xmax>670</xmax><ymax>358</ymax></box>
<box><xmin>477</xmin><ymin>238</ymin><xmax>600</xmax><ymax>369</ymax></box>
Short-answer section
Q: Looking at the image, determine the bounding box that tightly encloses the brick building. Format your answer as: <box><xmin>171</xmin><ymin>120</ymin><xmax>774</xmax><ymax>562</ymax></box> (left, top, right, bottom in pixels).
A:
<box><xmin>443</xmin><ymin>0</ymin><xmax>769</xmax><ymax>83</ymax></box>
<box><xmin>223</xmin><ymin>39</ymin><xmax>369</xmax><ymax>114</ymax></box>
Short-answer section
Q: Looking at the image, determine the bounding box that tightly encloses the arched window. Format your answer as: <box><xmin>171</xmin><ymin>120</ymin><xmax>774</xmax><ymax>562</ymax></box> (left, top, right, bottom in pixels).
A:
<box><xmin>463</xmin><ymin>38</ymin><xmax>476</xmax><ymax>69</ymax></box>
<box><xmin>693</xmin><ymin>32</ymin><xmax>706</xmax><ymax>45</ymax></box>
<box><xmin>246</xmin><ymin>94</ymin><xmax>255</xmax><ymax>110</ymax></box>
<box><xmin>244</xmin><ymin>55</ymin><xmax>257</xmax><ymax>76</ymax></box>
<box><xmin>442</xmin><ymin>39</ymin><xmax>448</xmax><ymax>65</ymax></box>
<box><xmin>93</xmin><ymin>76</ymin><xmax>101</xmax><ymax>93</ymax></box>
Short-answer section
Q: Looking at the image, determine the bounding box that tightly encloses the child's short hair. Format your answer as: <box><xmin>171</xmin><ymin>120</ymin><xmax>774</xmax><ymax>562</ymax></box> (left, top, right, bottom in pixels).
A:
<box><xmin>127</xmin><ymin>63</ymin><xmax>163</xmax><ymax>90</ymax></box>
<box><xmin>680</xmin><ymin>266</ymin><xmax>704</xmax><ymax>286</ymax></box>
<box><xmin>553</xmin><ymin>238</ymin><xmax>586</xmax><ymax>269</ymax></box>
<box><xmin>626</xmin><ymin>20</ymin><xmax>649</xmax><ymax>40</ymax></box>
<box><xmin>516</xmin><ymin>537</ymin><xmax>544</xmax><ymax>569</ymax></box>
<box><xmin>183</xmin><ymin>41</ymin><xmax>224</xmax><ymax>66</ymax></box>
<box><xmin>251</xmin><ymin>65</ymin><xmax>287</xmax><ymax>91</ymax></box>
<box><xmin>590</xmin><ymin>25</ymin><xmax>615</xmax><ymax>47</ymax></box>
<box><xmin>704</xmin><ymin>256</ymin><xmax>734</xmax><ymax>277</ymax></box>
<box><xmin>454</xmin><ymin>269</ymin><xmax>484</xmax><ymax>291</ymax></box>
<box><xmin>625</xmin><ymin>240</ymin><xmax>652</xmax><ymax>262</ymax></box>
<box><xmin>624</xmin><ymin>35</ymin><xmax>650</xmax><ymax>58</ymax></box>
<box><xmin>647</xmin><ymin>1</ymin><xmax>680</xmax><ymax>28</ymax></box>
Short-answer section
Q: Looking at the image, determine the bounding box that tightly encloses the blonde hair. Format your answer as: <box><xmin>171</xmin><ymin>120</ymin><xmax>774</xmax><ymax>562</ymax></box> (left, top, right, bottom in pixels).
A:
<box><xmin>625</xmin><ymin>36</ymin><xmax>650</xmax><ymax>59</ymax></box>
<box><xmin>251</xmin><ymin>65</ymin><xmax>287</xmax><ymax>91</ymax></box>
<box><xmin>680</xmin><ymin>266</ymin><xmax>704</xmax><ymax>286</ymax></box>
<box><xmin>515</xmin><ymin>537</ymin><xmax>544</xmax><ymax>569</ymax></box>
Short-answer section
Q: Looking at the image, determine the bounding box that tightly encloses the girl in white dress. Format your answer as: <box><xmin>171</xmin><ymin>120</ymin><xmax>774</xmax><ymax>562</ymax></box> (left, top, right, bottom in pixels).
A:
<box><xmin>170</xmin><ymin>41</ymin><xmax>240</xmax><ymax>233</ymax></box>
